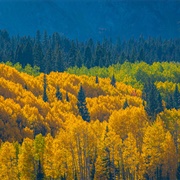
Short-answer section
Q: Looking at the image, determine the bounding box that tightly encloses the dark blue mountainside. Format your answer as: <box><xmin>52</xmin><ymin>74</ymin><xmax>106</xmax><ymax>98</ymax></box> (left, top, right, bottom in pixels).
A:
<box><xmin>0</xmin><ymin>0</ymin><xmax>179</xmax><ymax>40</ymax></box>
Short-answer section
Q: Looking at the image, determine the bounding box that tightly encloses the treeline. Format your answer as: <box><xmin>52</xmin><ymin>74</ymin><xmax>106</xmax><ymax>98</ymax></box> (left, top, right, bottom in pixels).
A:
<box><xmin>0</xmin><ymin>29</ymin><xmax>180</xmax><ymax>73</ymax></box>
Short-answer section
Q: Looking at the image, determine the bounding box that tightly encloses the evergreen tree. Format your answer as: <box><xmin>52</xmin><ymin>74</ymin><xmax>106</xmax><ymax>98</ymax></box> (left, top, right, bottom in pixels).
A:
<box><xmin>138</xmin><ymin>48</ymin><xmax>145</xmax><ymax>61</ymax></box>
<box><xmin>142</xmin><ymin>78</ymin><xmax>163</xmax><ymax>120</ymax></box>
<box><xmin>66</xmin><ymin>91</ymin><xmax>70</xmax><ymax>102</ymax></box>
<box><xmin>22</xmin><ymin>42</ymin><xmax>33</xmax><ymax>66</ymax></box>
<box><xmin>56</xmin><ymin>86</ymin><xmax>62</xmax><ymax>101</ymax></box>
<box><xmin>43</xmin><ymin>74</ymin><xmax>48</xmax><ymax>102</ymax></box>
<box><xmin>33</xmin><ymin>42</ymin><xmax>43</xmax><ymax>68</ymax></box>
<box><xmin>102</xmin><ymin>126</ymin><xmax>113</xmax><ymax>180</ymax></box>
<box><xmin>95</xmin><ymin>75</ymin><xmax>99</xmax><ymax>84</ymax></box>
<box><xmin>36</xmin><ymin>160</ymin><xmax>44</xmax><ymax>180</ymax></box>
<box><xmin>84</xmin><ymin>46</ymin><xmax>92</xmax><ymax>68</ymax></box>
<box><xmin>110</xmin><ymin>74</ymin><xmax>116</xmax><ymax>87</ymax></box>
<box><xmin>43</xmin><ymin>48</ymin><xmax>52</xmax><ymax>74</ymax></box>
<box><xmin>42</xmin><ymin>30</ymin><xmax>48</xmax><ymax>52</ymax></box>
<box><xmin>95</xmin><ymin>42</ymin><xmax>104</xmax><ymax>67</ymax></box>
<box><xmin>77</xmin><ymin>85</ymin><xmax>90</xmax><ymax>122</ymax></box>
<box><xmin>35</xmin><ymin>30</ymin><xmax>41</xmax><ymax>43</ymax></box>
<box><xmin>123</xmin><ymin>99</ymin><xmax>129</xmax><ymax>109</ymax></box>
<box><xmin>68</xmin><ymin>41</ymin><xmax>77</xmax><ymax>67</ymax></box>
<box><xmin>166</xmin><ymin>93</ymin><xmax>174</xmax><ymax>109</ymax></box>
<box><xmin>54</xmin><ymin>45</ymin><xmax>64</xmax><ymax>72</ymax></box>
<box><xmin>76</xmin><ymin>50</ymin><xmax>83</xmax><ymax>68</ymax></box>
<box><xmin>156</xmin><ymin>91</ymin><xmax>164</xmax><ymax>114</ymax></box>
<box><xmin>14</xmin><ymin>45</ymin><xmax>24</xmax><ymax>66</ymax></box>
<box><xmin>119</xmin><ymin>52</ymin><xmax>125</xmax><ymax>64</ymax></box>
<box><xmin>173</xmin><ymin>84</ymin><xmax>180</xmax><ymax>109</ymax></box>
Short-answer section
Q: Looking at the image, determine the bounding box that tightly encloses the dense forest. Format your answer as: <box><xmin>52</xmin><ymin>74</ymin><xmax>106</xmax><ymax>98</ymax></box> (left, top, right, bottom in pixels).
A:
<box><xmin>0</xmin><ymin>61</ymin><xmax>180</xmax><ymax>179</ymax></box>
<box><xmin>0</xmin><ymin>29</ymin><xmax>180</xmax><ymax>73</ymax></box>
<box><xmin>0</xmin><ymin>29</ymin><xmax>180</xmax><ymax>179</ymax></box>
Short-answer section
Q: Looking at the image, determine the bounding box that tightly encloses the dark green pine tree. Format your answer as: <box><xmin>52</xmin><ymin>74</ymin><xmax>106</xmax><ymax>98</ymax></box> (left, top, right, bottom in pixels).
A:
<box><xmin>43</xmin><ymin>48</ymin><xmax>52</xmax><ymax>74</ymax></box>
<box><xmin>110</xmin><ymin>74</ymin><xmax>116</xmax><ymax>87</ymax></box>
<box><xmin>123</xmin><ymin>99</ymin><xmax>129</xmax><ymax>109</ymax></box>
<box><xmin>102</xmin><ymin>126</ymin><xmax>113</xmax><ymax>180</ymax></box>
<box><xmin>33</xmin><ymin>42</ymin><xmax>43</xmax><ymax>68</ymax></box>
<box><xmin>173</xmin><ymin>84</ymin><xmax>180</xmax><ymax>109</ymax></box>
<box><xmin>43</xmin><ymin>74</ymin><xmax>48</xmax><ymax>102</ymax></box>
<box><xmin>54</xmin><ymin>44</ymin><xmax>64</xmax><ymax>72</ymax></box>
<box><xmin>166</xmin><ymin>93</ymin><xmax>174</xmax><ymax>109</ymax></box>
<box><xmin>84</xmin><ymin>46</ymin><xmax>92</xmax><ymax>68</ymax></box>
<box><xmin>155</xmin><ymin>91</ymin><xmax>164</xmax><ymax>114</ymax></box>
<box><xmin>94</xmin><ymin>42</ymin><xmax>104</xmax><ymax>67</ymax></box>
<box><xmin>56</xmin><ymin>86</ymin><xmax>62</xmax><ymax>101</ymax></box>
<box><xmin>22</xmin><ymin>41</ymin><xmax>33</xmax><ymax>66</ymax></box>
<box><xmin>14</xmin><ymin>45</ymin><xmax>24</xmax><ymax>66</ymax></box>
<box><xmin>142</xmin><ymin>78</ymin><xmax>163</xmax><ymax>120</ymax></box>
<box><xmin>68</xmin><ymin>41</ymin><xmax>77</xmax><ymax>67</ymax></box>
<box><xmin>95</xmin><ymin>75</ymin><xmax>99</xmax><ymax>84</ymax></box>
<box><xmin>76</xmin><ymin>50</ymin><xmax>83</xmax><ymax>68</ymax></box>
<box><xmin>36</xmin><ymin>160</ymin><xmax>44</xmax><ymax>180</ymax></box>
<box><xmin>138</xmin><ymin>48</ymin><xmax>145</xmax><ymax>61</ymax></box>
<box><xmin>66</xmin><ymin>91</ymin><xmax>70</xmax><ymax>102</ymax></box>
<box><xmin>77</xmin><ymin>85</ymin><xmax>90</xmax><ymax>122</ymax></box>
<box><xmin>33</xmin><ymin>30</ymin><xmax>43</xmax><ymax>67</ymax></box>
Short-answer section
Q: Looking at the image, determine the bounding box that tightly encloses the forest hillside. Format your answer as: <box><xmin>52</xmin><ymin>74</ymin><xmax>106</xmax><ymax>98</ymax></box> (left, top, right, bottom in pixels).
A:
<box><xmin>0</xmin><ymin>0</ymin><xmax>179</xmax><ymax>40</ymax></box>
<box><xmin>0</xmin><ymin>63</ymin><xmax>179</xmax><ymax>179</ymax></box>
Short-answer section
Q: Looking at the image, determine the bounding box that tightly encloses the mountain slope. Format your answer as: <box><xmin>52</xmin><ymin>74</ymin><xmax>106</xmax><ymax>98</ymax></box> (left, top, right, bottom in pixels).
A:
<box><xmin>0</xmin><ymin>0</ymin><xmax>179</xmax><ymax>40</ymax></box>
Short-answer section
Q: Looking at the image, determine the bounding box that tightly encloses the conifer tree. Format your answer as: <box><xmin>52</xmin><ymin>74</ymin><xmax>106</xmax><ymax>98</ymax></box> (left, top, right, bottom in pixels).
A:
<box><xmin>43</xmin><ymin>74</ymin><xmax>48</xmax><ymax>102</ymax></box>
<box><xmin>76</xmin><ymin>50</ymin><xmax>83</xmax><ymax>68</ymax></box>
<box><xmin>54</xmin><ymin>45</ymin><xmax>64</xmax><ymax>72</ymax></box>
<box><xmin>95</xmin><ymin>75</ymin><xmax>99</xmax><ymax>84</ymax></box>
<box><xmin>22</xmin><ymin>42</ymin><xmax>33</xmax><ymax>66</ymax></box>
<box><xmin>142</xmin><ymin>78</ymin><xmax>163</xmax><ymax>120</ymax></box>
<box><xmin>123</xmin><ymin>99</ymin><xmax>129</xmax><ymax>109</ymax></box>
<box><xmin>66</xmin><ymin>91</ymin><xmax>70</xmax><ymax>102</ymax></box>
<box><xmin>56</xmin><ymin>85</ymin><xmax>62</xmax><ymax>101</ymax></box>
<box><xmin>84</xmin><ymin>46</ymin><xmax>92</xmax><ymax>68</ymax></box>
<box><xmin>111</xmin><ymin>74</ymin><xmax>116</xmax><ymax>87</ymax></box>
<box><xmin>102</xmin><ymin>126</ymin><xmax>113</xmax><ymax>180</ymax></box>
<box><xmin>173</xmin><ymin>84</ymin><xmax>180</xmax><ymax>109</ymax></box>
<box><xmin>77</xmin><ymin>85</ymin><xmax>90</xmax><ymax>122</ymax></box>
<box><xmin>165</xmin><ymin>93</ymin><xmax>174</xmax><ymax>109</ymax></box>
<box><xmin>44</xmin><ymin>48</ymin><xmax>52</xmax><ymax>74</ymax></box>
<box><xmin>33</xmin><ymin>42</ymin><xmax>43</xmax><ymax>68</ymax></box>
<box><xmin>36</xmin><ymin>160</ymin><xmax>44</xmax><ymax>180</ymax></box>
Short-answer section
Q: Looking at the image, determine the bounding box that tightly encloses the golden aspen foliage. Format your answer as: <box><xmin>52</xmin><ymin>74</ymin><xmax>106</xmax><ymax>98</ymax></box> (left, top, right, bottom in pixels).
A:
<box><xmin>0</xmin><ymin>96</ymin><xmax>22</xmax><ymax>142</ymax></box>
<box><xmin>158</xmin><ymin>109</ymin><xmax>180</xmax><ymax>158</ymax></box>
<box><xmin>122</xmin><ymin>133</ymin><xmax>142</xmax><ymax>180</ymax></box>
<box><xmin>44</xmin><ymin>130</ymin><xmax>75</xmax><ymax>179</ymax></box>
<box><xmin>18</xmin><ymin>138</ymin><xmax>35</xmax><ymax>180</ymax></box>
<box><xmin>109</xmin><ymin>106</ymin><xmax>148</xmax><ymax>146</ymax></box>
<box><xmin>0</xmin><ymin>142</ymin><xmax>19</xmax><ymax>180</ymax></box>
<box><xmin>0</xmin><ymin>63</ymin><xmax>180</xmax><ymax>179</ymax></box>
<box><xmin>34</xmin><ymin>134</ymin><xmax>45</xmax><ymax>161</ymax></box>
<box><xmin>0</xmin><ymin>77</ymin><xmax>21</xmax><ymax>99</ymax></box>
<box><xmin>66</xmin><ymin>119</ymin><xmax>94</xmax><ymax>180</ymax></box>
<box><xmin>87</xmin><ymin>94</ymin><xmax>142</xmax><ymax>122</ymax></box>
<box><xmin>43</xmin><ymin>134</ymin><xmax>55</xmax><ymax>179</ymax></box>
<box><xmin>161</xmin><ymin>131</ymin><xmax>177</xmax><ymax>180</ymax></box>
<box><xmin>21</xmin><ymin>127</ymin><xmax>34</xmax><ymax>139</ymax></box>
<box><xmin>95</xmin><ymin>125</ymin><xmax>122</xmax><ymax>180</ymax></box>
<box><xmin>0</xmin><ymin>64</ymin><xmax>26</xmax><ymax>86</ymax></box>
<box><xmin>142</xmin><ymin>118</ymin><xmax>166</xmax><ymax>179</ymax></box>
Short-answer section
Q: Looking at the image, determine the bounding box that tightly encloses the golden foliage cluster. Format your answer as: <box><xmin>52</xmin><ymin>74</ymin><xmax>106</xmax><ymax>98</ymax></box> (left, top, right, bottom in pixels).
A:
<box><xmin>0</xmin><ymin>64</ymin><xmax>179</xmax><ymax>179</ymax></box>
